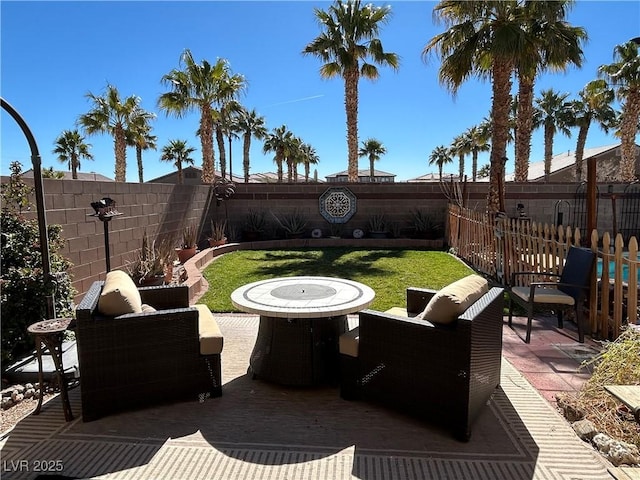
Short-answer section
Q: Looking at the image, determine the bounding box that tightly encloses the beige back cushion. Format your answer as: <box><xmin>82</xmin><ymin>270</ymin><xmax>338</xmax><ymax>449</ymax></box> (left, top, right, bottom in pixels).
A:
<box><xmin>97</xmin><ymin>270</ymin><xmax>143</xmax><ymax>316</ymax></box>
<box><xmin>417</xmin><ymin>274</ymin><xmax>489</xmax><ymax>325</ymax></box>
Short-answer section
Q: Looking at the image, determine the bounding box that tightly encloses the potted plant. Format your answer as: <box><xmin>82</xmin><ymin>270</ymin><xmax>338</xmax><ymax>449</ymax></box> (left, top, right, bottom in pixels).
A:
<box><xmin>242</xmin><ymin>209</ymin><xmax>267</xmax><ymax>241</ymax></box>
<box><xmin>208</xmin><ymin>219</ymin><xmax>227</xmax><ymax>247</ymax></box>
<box><xmin>411</xmin><ymin>209</ymin><xmax>444</xmax><ymax>240</ymax></box>
<box><xmin>367</xmin><ymin>213</ymin><xmax>388</xmax><ymax>238</ymax></box>
<box><xmin>177</xmin><ymin>222</ymin><xmax>198</xmax><ymax>263</ymax></box>
<box><xmin>126</xmin><ymin>232</ymin><xmax>175</xmax><ymax>286</ymax></box>
<box><xmin>272</xmin><ymin>209</ymin><xmax>308</xmax><ymax>238</ymax></box>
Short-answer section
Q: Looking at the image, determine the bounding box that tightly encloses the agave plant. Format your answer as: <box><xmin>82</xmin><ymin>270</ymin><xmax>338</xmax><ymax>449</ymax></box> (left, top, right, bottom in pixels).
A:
<box><xmin>272</xmin><ymin>209</ymin><xmax>308</xmax><ymax>236</ymax></box>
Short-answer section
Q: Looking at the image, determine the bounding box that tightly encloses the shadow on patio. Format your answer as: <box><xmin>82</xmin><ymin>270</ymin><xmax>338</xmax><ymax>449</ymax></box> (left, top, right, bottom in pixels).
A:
<box><xmin>0</xmin><ymin>315</ymin><xmax>612</xmax><ymax>480</ymax></box>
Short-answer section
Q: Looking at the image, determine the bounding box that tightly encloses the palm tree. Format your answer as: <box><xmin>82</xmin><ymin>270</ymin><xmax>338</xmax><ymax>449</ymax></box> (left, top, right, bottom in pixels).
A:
<box><xmin>464</xmin><ymin>126</ymin><xmax>490</xmax><ymax>181</ymax></box>
<box><xmin>263</xmin><ymin>125</ymin><xmax>293</xmax><ymax>182</ymax></box>
<box><xmin>514</xmin><ymin>1</ymin><xmax>586</xmax><ymax>183</ymax></box>
<box><xmin>237</xmin><ymin>108</ymin><xmax>267</xmax><ymax>183</ymax></box>
<box><xmin>78</xmin><ymin>84</ymin><xmax>142</xmax><ymax>182</ymax></box>
<box><xmin>284</xmin><ymin>135</ymin><xmax>303</xmax><ymax>183</ymax></box>
<box><xmin>221</xmin><ymin>103</ymin><xmax>243</xmax><ymax>180</ymax></box>
<box><xmin>159</xmin><ymin>49</ymin><xmax>245</xmax><ymax>184</ymax></box>
<box><xmin>159</xmin><ymin>139</ymin><xmax>196</xmax><ymax>185</ymax></box>
<box><xmin>424</xmin><ymin>1</ymin><xmax>581</xmax><ymax>212</ymax></box>
<box><xmin>303</xmin><ymin>0</ymin><xmax>399</xmax><ymax>182</ymax></box>
<box><xmin>300</xmin><ymin>143</ymin><xmax>319</xmax><ymax>182</ymax></box>
<box><xmin>534</xmin><ymin>89</ymin><xmax>572</xmax><ymax>181</ymax></box>
<box><xmin>428</xmin><ymin>145</ymin><xmax>453</xmax><ymax>181</ymax></box>
<box><xmin>599</xmin><ymin>40</ymin><xmax>640</xmax><ymax>182</ymax></box>
<box><xmin>451</xmin><ymin>134</ymin><xmax>470</xmax><ymax>181</ymax></box>
<box><xmin>568</xmin><ymin>80</ymin><xmax>616</xmax><ymax>181</ymax></box>
<box><xmin>52</xmin><ymin>129</ymin><xmax>94</xmax><ymax>179</ymax></box>
<box><xmin>215</xmin><ymin>99</ymin><xmax>245</xmax><ymax>180</ymax></box>
<box><xmin>127</xmin><ymin>109</ymin><xmax>157</xmax><ymax>183</ymax></box>
<box><xmin>358</xmin><ymin>138</ymin><xmax>387</xmax><ymax>182</ymax></box>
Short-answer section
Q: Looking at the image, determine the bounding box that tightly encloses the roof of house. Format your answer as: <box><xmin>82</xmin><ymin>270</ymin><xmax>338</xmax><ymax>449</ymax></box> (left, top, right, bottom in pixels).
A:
<box><xmin>22</xmin><ymin>169</ymin><xmax>114</xmax><ymax>181</ymax></box>
<box><xmin>325</xmin><ymin>169</ymin><xmax>396</xmax><ymax>178</ymax></box>
<box><xmin>407</xmin><ymin>172</ymin><xmax>463</xmax><ymax>182</ymax></box>
<box><xmin>504</xmin><ymin>144</ymin><xmax>620</xmax><ymax>181</ymax></box>
<box><xmin>147</xmin><ymin>166</ymin><xmax>244</xmax><ymax>184</ymax></box>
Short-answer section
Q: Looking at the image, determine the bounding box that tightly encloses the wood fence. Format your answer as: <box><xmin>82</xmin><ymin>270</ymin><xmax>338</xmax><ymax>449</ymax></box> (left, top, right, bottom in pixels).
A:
<box><xmin>447</xmin><ymin>204</ymin><xmax>639</xmax><ymax>340</ymax></box>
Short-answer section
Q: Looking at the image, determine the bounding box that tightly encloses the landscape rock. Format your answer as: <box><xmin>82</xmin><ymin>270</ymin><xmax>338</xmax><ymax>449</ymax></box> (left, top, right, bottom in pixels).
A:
<box><xmin>572</xmin><ymin>419</ymin><xmax>598</xmax><ymax>441</ymax></box>
<box><xmin>592</xmin><ymin>433</ymin><xmax>640</xmax><ymax>466</ymax></box>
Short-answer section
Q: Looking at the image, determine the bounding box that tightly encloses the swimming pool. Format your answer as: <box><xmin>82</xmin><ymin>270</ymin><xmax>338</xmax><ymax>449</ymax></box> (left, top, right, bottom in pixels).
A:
<box><xmin>597</xmin><ymin>255</ymin><xmax>639</xmax><ymax>284</ymax></box>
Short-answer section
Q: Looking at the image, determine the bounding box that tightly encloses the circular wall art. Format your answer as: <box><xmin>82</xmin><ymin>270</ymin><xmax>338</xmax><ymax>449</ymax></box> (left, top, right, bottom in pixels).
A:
<box><xmin>318</xmin><ymin>187</ymin><xmax>357</xmax><ymax>224</ymax></box>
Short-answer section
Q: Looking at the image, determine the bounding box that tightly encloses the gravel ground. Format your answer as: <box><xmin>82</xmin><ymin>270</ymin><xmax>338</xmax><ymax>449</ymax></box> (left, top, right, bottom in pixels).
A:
<box><xmin>1</xmin><ymin>393</ymin><xmax>55</xmax><ymax>434</ymax></box>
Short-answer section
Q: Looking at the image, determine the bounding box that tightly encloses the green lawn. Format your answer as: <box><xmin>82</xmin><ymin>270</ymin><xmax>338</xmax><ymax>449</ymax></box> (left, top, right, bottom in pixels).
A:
<box><xmin>199</xmin><ymin>248</ymin><xmax>475</xmax><ymax>312</ymax></box>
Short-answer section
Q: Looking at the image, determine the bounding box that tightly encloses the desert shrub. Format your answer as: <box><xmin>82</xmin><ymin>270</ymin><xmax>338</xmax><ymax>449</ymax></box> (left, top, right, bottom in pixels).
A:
<box><xmin>562</xmin><ymin>327</ymin><xmax>640</xmax><ymax>448</ymax></box>
<box><xmin>1</xmin><ymin>162</ymin><xmax>75</xmax><ymax>365</ymax></box>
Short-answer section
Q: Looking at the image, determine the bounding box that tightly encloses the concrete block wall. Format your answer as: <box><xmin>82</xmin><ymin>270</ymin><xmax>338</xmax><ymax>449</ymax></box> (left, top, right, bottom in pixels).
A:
<box><xmin>3</xmin><ymin>177</ymin><xmax>631</xmax><ymax>303</ymax></box>
<box><xmin>8</xmin><ymin>177</ymin><xmax>211</xmax><ymax>301</ymax></box>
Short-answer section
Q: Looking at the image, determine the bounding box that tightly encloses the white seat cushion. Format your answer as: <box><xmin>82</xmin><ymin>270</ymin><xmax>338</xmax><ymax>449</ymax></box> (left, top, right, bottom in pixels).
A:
<box><xmin>98</xmin><ymin>270</ymin><xmax>143</xmax><ymax>315</ymax></box>
<box><xmin>339</xmin><ymin>327</ymin><xmax>360</xmax><ymax>358</ymax></box>
<box><xmin>512</xmin><ymin>286</ymin><xmax>575</xmax><ymax>305</ymax></box>
<box><xmin>194</xmin><ymin>304</ymin><xmax>224</xmax><ymax>355</ymax></box>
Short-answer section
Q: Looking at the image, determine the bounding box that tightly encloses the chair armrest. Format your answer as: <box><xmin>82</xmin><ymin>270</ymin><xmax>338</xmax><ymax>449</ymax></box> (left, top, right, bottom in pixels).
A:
<box><xmin>406</xmin><ymin>287</ymin><xmax>436</xmax><ymax>315</ymax></box>
<box><xmin>510</xmin><ymin>271</ymin><xmax>560</xmax><ymax>286</ymax></box>
<box><xmin>139</xmin><ymin>285</ymin><xmax>190</xmax><ymax>309</ymax></box>
<box><xmin>358</xmin><ymin>309</ymin><xmax>465</xmax><ymax>362</ymax></box>
<box><xmin>78</xmin><ymin>307</ymin><xmax>200</xmax><ymax>354</ymax></box>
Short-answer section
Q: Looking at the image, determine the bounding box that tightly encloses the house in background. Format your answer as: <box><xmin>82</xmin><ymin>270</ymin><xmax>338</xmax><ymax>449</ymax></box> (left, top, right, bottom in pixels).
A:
<box><xmin>147</xmin><ymin>167</ymin><xmax>322</xmax><ymax>184</ymax></box>
<box><xmin>504</xmin><ymin>143</ymin><xmax>640</xmax><ymax>183</ymax></box>
<box><xmin>407</xmin><ymin>173</ymin><xmax>463</xmax><ymax>183</ymax></box>
<box><xmin>147</xmin><ymin>166</ymin><xmax>243</xmax><ymax>185</ymax></box>
<box><xmin>407</xmin><ymin>143</ymin><xmax>639</xmax><ymax>184</ymax></box>
<box><xmin>325</xmin><ymin>169</ymin><xmax>396</xmax><ymax>183</ymax></box>
<box><xmin>23</xmin><ymin>170</ymin><xmax>114</xmax><ymax>182</ymax></box>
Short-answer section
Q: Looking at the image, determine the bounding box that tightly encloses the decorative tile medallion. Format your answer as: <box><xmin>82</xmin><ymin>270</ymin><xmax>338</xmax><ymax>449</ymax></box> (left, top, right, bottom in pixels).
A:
<box><xmin>319</xmin><ymin>187</ymin><xmax>357</xmax><ymax>224</ymax></box>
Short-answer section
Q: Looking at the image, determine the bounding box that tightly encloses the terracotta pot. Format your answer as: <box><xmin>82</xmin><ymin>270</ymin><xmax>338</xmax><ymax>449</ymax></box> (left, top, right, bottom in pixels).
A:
<box><xmin>208</xmin><ymin>237</ymin><xmax>227</xmax><ymax>248</ymax></box>
<box><xmin>176</xmin><ymin>246</ymin><xmax>197</xmax><ymax>264</ymax></box>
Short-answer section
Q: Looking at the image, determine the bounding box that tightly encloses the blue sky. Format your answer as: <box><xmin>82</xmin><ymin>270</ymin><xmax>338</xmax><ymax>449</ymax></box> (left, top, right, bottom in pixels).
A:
<box><xmin>2</xmin><ymin>1</ymin><xmax>639</xmax><ymax>182</ymax></box>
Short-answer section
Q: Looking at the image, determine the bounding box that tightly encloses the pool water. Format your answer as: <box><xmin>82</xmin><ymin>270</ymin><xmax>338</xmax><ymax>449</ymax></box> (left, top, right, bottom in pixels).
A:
<box><xmin>597</xmin><ymin>258</ymin><xmax>639</xmax><ymax>284</ymax></box>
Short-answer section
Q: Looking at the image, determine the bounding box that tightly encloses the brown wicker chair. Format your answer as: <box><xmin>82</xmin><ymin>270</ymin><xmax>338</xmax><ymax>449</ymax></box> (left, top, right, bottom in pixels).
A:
<box><xmin>340</xmin><ymin>286</ymin><xmax>504</xmax><ymax>441</ymax></box>
<box><xmin>75</xmin><ymin>281</ymin><xmax>222</xmax><ymax>422</ymax></box>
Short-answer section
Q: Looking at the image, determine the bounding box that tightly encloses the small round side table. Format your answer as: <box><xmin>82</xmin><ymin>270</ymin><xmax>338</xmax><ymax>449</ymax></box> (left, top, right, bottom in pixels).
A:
<box><xmin>27</xmin><ymin>317</ymin><xmax>75</xmax><ymax>421</ymax></box>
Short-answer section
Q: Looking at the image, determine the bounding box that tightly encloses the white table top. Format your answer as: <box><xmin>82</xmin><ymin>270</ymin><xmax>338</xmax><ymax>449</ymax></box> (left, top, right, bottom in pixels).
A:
<box><xmin>231</xmin><ymin>276</ymin><xmax>375</xmax><ymax>319</ymax></box>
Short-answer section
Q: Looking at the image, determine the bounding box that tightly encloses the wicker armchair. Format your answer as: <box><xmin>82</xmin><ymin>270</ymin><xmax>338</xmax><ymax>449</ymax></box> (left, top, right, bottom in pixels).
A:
<box><xmin>340</xmin><ymin>286</ymin><xmax>504</xmax><ymax>441</ymax></box>
<box><xmin>76</xmin><ymin>280</ymin><xmax>222</xmax><ymax>422</ymax></box>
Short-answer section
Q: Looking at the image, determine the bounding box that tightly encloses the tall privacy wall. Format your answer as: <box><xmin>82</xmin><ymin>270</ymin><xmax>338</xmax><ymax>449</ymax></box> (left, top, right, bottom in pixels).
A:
<box><xmin>4</xmin><ymin>176</ymin><xmax>625</xmax><ymax>302</ymax></box>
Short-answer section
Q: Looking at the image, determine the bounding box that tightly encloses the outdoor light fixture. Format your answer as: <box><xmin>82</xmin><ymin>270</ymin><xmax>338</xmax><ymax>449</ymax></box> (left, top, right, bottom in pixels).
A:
<box><xmin>89</xmin><ymin>197</ymin><xmax>123</xmax><ymax>272</ymax></box>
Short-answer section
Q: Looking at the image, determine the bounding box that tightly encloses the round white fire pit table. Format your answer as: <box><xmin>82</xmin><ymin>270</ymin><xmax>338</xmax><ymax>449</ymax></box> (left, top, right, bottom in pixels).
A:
<box><xmin>231</xmin><ymin>276</ymin><xmax>375</xmax><ymax>385</ymax></box>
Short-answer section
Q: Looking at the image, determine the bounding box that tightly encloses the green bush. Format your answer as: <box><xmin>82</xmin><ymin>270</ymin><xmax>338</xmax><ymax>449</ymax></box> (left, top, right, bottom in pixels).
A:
<box><xmin>1</xmin><ymin>162</ymin><xmax>75</xmax><ymax>365</ymax></box>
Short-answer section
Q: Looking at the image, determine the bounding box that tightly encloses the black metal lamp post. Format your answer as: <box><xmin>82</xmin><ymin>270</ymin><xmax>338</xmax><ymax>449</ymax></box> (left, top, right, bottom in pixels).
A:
<box><xmin>1</xmin><ymin>97</ymin><xmax>55</xmax><ymax>319</ymax></box>
<box><xmin>89</xmin><ymin>198</ymin><xmax>122</xmax><ymax>272</ymax></box>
